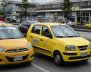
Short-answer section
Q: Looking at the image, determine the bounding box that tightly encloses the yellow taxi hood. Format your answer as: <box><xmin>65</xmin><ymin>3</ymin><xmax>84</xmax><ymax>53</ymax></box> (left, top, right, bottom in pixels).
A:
<box><xmin>0</xmin><ymin>38</ymin><xmax>29</xmax><ymax>49</ymax></box>
<box><xmin>56</xmin><ymin>37</ymin><xmax>90</xmax><ymax>46</ymax></box>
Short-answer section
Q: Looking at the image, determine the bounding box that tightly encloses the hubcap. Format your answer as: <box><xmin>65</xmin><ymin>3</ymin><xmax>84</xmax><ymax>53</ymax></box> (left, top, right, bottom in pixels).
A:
<box><xmin>55</xmin><ymin>55</ymin><xmax>60</xmax><ymax>63</ymax></box>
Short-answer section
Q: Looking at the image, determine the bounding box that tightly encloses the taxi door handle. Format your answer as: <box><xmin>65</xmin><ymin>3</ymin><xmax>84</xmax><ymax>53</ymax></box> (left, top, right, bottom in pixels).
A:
<box><xmin>41</xmin><ymin>39</ymin><xmax>43</xmax><ymax>41</ymax></box>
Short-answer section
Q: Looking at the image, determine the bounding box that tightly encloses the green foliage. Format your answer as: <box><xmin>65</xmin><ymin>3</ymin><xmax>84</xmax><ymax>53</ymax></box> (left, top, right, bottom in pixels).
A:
<box><xmin>61</xmin><ymin>0</ymin><xmax>72</xmax><ymax>19</ymax></box>
<box><xmin>22</xmin><ymin>0</ymin><xmax>29</xmax><ymax>20</ymax></box>
<box><xmin>1</xmin><ymin>0</ymin><xmax>8</xmax><ymax>7</ymax></box>
<box><xmin>1</xmin><ymin>0</ymin><xmax>8</xmax><ymax>18</ymax></box>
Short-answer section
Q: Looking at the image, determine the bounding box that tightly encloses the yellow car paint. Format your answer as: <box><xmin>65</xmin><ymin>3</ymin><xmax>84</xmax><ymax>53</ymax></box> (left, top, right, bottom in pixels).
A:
<box><xmin>27</xmin><ymin>23</ymin><xmax>91</xmax><ymax>63</ymax></box>
<box><xmin>0</xmin><ymin>23</ymin><xmax>33</xmax><ymax>65</ymax></box>
<box><xmin>85</xmin><ymin>24</ymin><xmax>91</xmax><ymax>28</ymax></box>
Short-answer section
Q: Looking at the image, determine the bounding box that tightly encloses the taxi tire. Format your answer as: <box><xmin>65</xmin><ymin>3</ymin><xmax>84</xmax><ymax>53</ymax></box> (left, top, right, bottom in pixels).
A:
<box><xmin>53</xmin><ymin>52</ymin><xmax>64</xmax><ymax>66</ymax></box>
<box><xmin>82</xmin><ymin>60</ymin><xmax>88</xmax><ymax>63</ymax></box>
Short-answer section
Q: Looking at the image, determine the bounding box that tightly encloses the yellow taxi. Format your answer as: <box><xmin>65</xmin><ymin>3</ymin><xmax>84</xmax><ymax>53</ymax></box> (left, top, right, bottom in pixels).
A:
<box><xmin>85</xmin><ymin>23</ymin><xmax>91</xmax><ymax>28</ymax></box>
<box><xmin>26</xmin><ymin>23</ymin><xmax>91</xmax><ymax>65</ymax></box>
<box><xmin>0</xmin><ymin>22</ymin><xmax>33</xmax><ymax>65</ymax></box>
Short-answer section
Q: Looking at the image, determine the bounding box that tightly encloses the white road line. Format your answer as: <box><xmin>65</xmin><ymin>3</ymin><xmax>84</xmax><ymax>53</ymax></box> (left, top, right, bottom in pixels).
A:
<box><xmin>32</xmin><ymin>63</ymin><xmax>50</xmax><ymax>72</ymax></box>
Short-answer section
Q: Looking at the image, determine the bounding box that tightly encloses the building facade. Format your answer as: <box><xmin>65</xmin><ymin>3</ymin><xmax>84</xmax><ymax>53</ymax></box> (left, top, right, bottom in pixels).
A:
<box><xmin>0</xmin><ymin>0</ymin><xmax>37</xmax><ymax>22</ymax></box>
<box><xmin>36</xmin><ymin>0</ymin><xmax>91</xmax><ymax>24</ymax></box>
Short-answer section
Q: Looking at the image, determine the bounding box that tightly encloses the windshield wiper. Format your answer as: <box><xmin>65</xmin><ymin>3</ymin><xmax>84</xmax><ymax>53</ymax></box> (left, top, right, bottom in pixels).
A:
<box><xmin>56</xmin><ymin>36</ymin><xmax>66</xmax><ymax>38</ymax></box>
<box><xmin>56</xmin><ymin>36</ymin><xmax>79</xmax><ymax>38</ymax></box>
<box><xmin>7</xmin><ymin>38</ymin><xmax>16</xmax><ymax>39</ymax></box>
<box><xmin>4</xmin><ymin>37</ymin><xmax>24</xmax><ymax>39</ymax></box>
<box><xmin>67</xmin><ymin>36</ymin><xmax>79</xmax><ymax>37</ymax></box>
<box><xmin>0</xmin><ymin>38</ymin><xmax>7</xmax><ymax>40</ymax></box>
<box><xmin>0</xmin><ymin>37</ymin><xmax>24</xmax><ymax>39</ymax></box>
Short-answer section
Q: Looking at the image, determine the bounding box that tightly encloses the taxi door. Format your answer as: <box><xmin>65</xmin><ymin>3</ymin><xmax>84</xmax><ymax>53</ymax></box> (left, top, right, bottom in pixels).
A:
<box><xmin>27</xmin><ymin>25</ymin><xmax>42</xmax><ymax>52</ymax></box>
<box><xmin>39</xmin><ymin>26</ymin><xmax>53</xmax><ymax>56</ymax></box>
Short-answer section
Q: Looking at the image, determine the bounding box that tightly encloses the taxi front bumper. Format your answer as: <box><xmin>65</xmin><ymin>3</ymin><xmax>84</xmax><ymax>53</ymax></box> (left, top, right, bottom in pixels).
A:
<box><xmin>0</xmin><ymin>49</ymin><xmax>34</xmax><ymax>65</ymax></box>
<box><xmin>62</xmin><ymin>51</ymin><xmax>91</xmax><ymax>62</ymax></box>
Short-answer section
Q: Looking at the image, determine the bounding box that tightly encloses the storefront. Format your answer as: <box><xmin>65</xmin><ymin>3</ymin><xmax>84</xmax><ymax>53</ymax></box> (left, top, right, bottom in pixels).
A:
<box><xmin>36</xmin><ymin>0</ymin><xmax>91</xmax><ymax>25</ymax></box>
<box><xmin>77</xmin><ymin>11</ymin><xmax>90</xmax><ymax>24</ymax></box>
<box><xmin>0</xmin><ymin>12</ymin><xmax>4</xmax><ymax>21</ymax></box>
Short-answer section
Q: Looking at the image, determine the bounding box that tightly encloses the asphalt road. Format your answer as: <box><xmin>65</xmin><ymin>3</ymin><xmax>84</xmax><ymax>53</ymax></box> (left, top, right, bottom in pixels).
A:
<box><xmin>77</xmin><ymin>31</ymin><xmax>91</xmax><ymax>41</ymax></box>
<box><xmin>0</xmin><ymin>53</ymin><xmax>91</xmax><ymax>72</ymax></box>
<box><xmin>0</xmin><ymin>31</ymin><xmax>91</xmax><ymax>72</ymax></box>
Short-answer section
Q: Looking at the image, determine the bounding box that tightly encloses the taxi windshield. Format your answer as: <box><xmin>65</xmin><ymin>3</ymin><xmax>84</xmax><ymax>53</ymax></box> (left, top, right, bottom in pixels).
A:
<box><xmin>0</xmin><ymin>27</ymin><xmax>24</xmax><ymax>39</ymax></box>
<box><xmin>51</xmin><ymin>25</ymin><xmax>79</xmax><ymax>38</ymax></box>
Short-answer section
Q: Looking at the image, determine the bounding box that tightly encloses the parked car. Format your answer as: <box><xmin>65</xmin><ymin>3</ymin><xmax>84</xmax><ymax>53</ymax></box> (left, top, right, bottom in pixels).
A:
<box><xmin>21</xmin><ymin>20</ymin><xmax>39</xmax><ymax>28</ymax></box>
<box><xmin>85</xmin><ymin>23</ymin><xmax>91</xmax><ymax>28</ymax></box>
<box><xmin>0</xmin><ymin>22</ymin><xmax>33</xmax><ymax>65</ymax></box>
<box><xmin>5</xmin><ymin>17</ymin><xmax>16</xmax><ymax>23</ymax></box>
<box><xmin>26</xmin><ymin>23</ymin><xmax>91</xmax><ymax>65</ymax></box>
<box><xmin>18</xmin><ymin>20</ymin><xmax>39</xmax><ymax>37</ymax></box>
<box><xmin>64</xmin><ymin>21</ymin><xmax>74</xmax><ymax>26</ymax></box>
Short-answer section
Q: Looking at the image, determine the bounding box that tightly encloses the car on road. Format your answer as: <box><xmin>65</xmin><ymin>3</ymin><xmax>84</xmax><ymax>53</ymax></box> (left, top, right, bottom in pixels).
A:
<box><xmin>64</xmin><ymin>21</ymin><xmax>74</xmax><ymax>26</ymax></box>
<box><xmin>20</xmin><ymin>20</ymin><xmax>39</xmax><ymax>28</ymax></box>
<box><xmin>18</xmin><ymin>20</ymin><xmax>39</xmax><ymax>37</ymax></box>
<box><xmin>0</xmin><ymin>22</ymin><xmax>33</xmax><ymax>65</ymax></box>
<box><xmin>85</xmin><ymin>23</ymin><xmax>91</xmax><ymax>28</ymax></box>
<box><xmin>5</xmin><ymin>17</ymin><xmax>16</xmax><ymax>23</ymax></box>
<box><xmin>26</xmin><ymin>23</ymin><xmax>91</xmax><ymax>65</ymax></box>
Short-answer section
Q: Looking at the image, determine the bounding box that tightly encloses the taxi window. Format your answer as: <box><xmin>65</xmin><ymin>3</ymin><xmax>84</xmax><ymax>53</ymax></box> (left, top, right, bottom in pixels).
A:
<box><xmin>42</xmin><ymin>26</ymin><xmax>52</xmax><ymax>38</ymax></box>
<box><xmin>51</xmin><ymin>25</ymin><xmax>79</xmax><ymax>38</ymax></box>
<box><xmin>0</xmin><ymin>27</ymin><xmax>24</xmax><ymax>39</ymax></box>
<box><xmin>31</xmin><ymin>25</ymin><xmax>41</xmax><ymax>34</ymax></box>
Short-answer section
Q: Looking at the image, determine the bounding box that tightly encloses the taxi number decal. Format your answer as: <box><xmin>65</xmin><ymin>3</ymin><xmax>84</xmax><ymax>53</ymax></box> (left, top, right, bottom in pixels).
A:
<box><xmin>32</xmin><ymin>39</ymin><xmax>38</xmax><ymax>44</ymax></box>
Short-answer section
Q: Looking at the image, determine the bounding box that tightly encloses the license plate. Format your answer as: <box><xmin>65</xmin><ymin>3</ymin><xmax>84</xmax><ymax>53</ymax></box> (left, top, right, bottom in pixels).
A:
<box><xmin>14</xmin><ymin>56</ymin><xmax>23</xmax><ymax>61</ymax></box>
<box><xmin>81</xmin><ymin>52</ymin><xmax>87</xmax><ymax>57</ymax></box>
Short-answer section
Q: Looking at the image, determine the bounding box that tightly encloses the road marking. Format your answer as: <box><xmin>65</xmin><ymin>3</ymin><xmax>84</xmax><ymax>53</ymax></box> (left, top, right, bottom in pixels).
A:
<box><xmin>32</xmin><ymin>63</ymin><xmax>50</xmax><ymax>72</ymax></box>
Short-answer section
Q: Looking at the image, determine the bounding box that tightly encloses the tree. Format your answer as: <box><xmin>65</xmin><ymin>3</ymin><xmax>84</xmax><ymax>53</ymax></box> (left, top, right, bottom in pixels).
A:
<box><xmin>1</xmin><ymin>0</ymin><xmax>8</xmax><ymax>19</ymax></box>
<box><xmin>22</xmin><ymin>0</ymin><xmax>29</xmax><ymax>21</ymax></box>
<box><xmin>61</xmin><ymin>0</ymin><xmax>72</xmax><ymax>23</ymax></box>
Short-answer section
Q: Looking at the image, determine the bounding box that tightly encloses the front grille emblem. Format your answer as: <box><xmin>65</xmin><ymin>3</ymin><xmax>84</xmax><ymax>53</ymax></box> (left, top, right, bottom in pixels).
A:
<box><xmin>6</xmin><ymin>48</ymin><xmax>28</xmax><ymax>53</ymax></box>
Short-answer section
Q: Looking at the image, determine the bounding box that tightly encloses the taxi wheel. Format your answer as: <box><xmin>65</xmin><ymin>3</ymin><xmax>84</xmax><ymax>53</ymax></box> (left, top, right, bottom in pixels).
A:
<box><xmin>53</xmin><ymin>52</ymin><xmax>64</xmax><ymax>66</ymax></box>
<box><xmin>82</xmin><ymin>60</ymin><xmax>88</xmax><ymax>63</ymax></box>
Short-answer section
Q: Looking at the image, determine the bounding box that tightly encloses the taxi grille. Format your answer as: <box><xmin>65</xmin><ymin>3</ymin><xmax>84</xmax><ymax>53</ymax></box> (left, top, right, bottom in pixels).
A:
<box><xmin>6</xmin><ymin>54</ymin><xmax>29</xmax><ymax>62</ymax></box>
<box><xmin>5</xmin><ymin>48</ymin><xmax>29</xmax><ymax>53</ymax></box>
<box><xmin>78</xmin><ymin>46</ymin><xmax>88</xmax><ymax>51</ymax></box>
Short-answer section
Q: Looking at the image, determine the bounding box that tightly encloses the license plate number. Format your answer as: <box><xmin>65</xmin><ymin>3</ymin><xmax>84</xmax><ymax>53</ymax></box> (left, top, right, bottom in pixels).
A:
<box><xmin>14</xmin><ymin>56</ymin><xmax>23</xmax><ymax>61</ymax></box>
<box><xmin>81</xmin><ymin>52</ymin><xmax>87</xmax><ymax>57</ymax></box>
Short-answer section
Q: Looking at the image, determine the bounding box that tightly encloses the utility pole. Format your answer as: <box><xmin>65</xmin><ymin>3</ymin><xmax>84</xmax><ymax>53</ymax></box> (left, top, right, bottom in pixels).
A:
<box><xmin>80</xmin><ymin>0</ymin><xmax>82</xmax><ymax>25</ymax></box>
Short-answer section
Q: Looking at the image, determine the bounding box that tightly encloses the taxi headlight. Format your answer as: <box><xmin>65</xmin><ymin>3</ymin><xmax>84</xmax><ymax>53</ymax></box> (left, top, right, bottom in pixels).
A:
<box><xmin>89</xmin><ymin>43</ymin><xmax>91</xmax><ymax>49</ymax></box>
<box><xmin>27</xmin><ymin>43</ymin><xmax>33</xmax><ymax>49</ymax></box>
<box><xmin>0</xmin><ymin>48</ymin><xmax>4</xmax><ymax>52</ymax></box>
<box><xmin>65</xmin><ymin>45</ymin><xmax>76</xmax><ymax>51</ymax></box>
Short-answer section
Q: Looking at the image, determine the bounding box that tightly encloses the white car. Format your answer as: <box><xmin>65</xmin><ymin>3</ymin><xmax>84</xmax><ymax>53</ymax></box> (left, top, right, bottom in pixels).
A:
<box><xmin>64</xmin><ymin>21</ymin><xmax>74</xmax><ymax>26</ymax></box>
